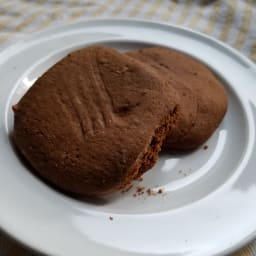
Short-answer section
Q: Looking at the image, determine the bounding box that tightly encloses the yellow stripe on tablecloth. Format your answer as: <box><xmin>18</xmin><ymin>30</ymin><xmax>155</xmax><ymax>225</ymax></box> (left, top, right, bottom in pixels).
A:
<box><xmin>90</xmin><ymin>0</ymin><xmax>116</xmax><ymax>17</ymax></box>
<box><xmin>54</xmin><ymin>0</ymin><xmax>116</xmax><ymax>22</ymax></box>
<box><xmin>20</xmin><ymin>0</ymin><xmax>48</xmax><ymax>4</ymax></box>
<box><xmin>20</xmin><ymin>0</ymin><xmax>63</xmax><ymax>3</ymax></box>
<box><xmin>234</xmin><ymin>0</ymin><xmax>254</xmax><ymax>49</ymax></box>
<box><xmin>39</xmin><ymin>0</ymin><xmax>63</xmax><ymax>3</ymax></box>
<box><xmin>128</xmin><ymin>0</ymin><xmax>148</xmax><ymax>18</ymax></box>
<box><xmin>110</xmin><ymin>0</ymin><xmax>130</xmax><ymax>16</ymax></box>
<box><xmin>0</xmin><ymin>3</ymin><xmax>37</xmax><ymax>44</ymax></box>
<box><xmin>62</xmin><ymin>0</ymin><xmax>82</xmax><ymax>8</ymax></box>
<box><xmin>160</xmin><ymin>1</ymin><xmax>178</xmax><ymax>21</ymax></box>
<box><xmin>250</xmin><ymin>40</ymin><xmax>256</xmax><ymax>61</ymax></box>
<box><xmin>0</xmin><ymin>0</ymin><xmax>74</xmax><ymax>42</ymax></box>
<box><xmin>30</xmin><ymin>0</ymin><xmax>79</xmax><ymax>31</ymax></box>
<box><xmin>66</xmin><ymin>0</ymin><xmax>92</xmax><ymax>8</ymax></box>
<box><xmin>0</xmin><ymin>1</ymin><xmax>25</xmax><ymax>16</ymax></box>
<box><xmin>32</xmin><ymin>0</ymin><xmax>85</xmax><ymax>30</ymax></box>
<box><xmin>31</xmin><ymin>8</ymin><xmax>65</xmax><ymax>31</ymax></box>
<box><xmin>219</xmin><ymin>0</ymin><xmax>237</xmax><ymax>42</ymax></box>
<box><xmin>188</xmin><ymin>0</ymin><xmax>205</xmax><ymax>29</ymax></box>
<box><xmin>144</xmin><ymin>0</ymin><xmax>163</xmax><ymax>19</ymax></box>
<box><xmin>203</xmin><ymin>0</ymin><xmax>222</xmax><ymax>35</ymax></box>
<box><xmin>176</xmin><ymin>0</ymin><xmax>193</xmax><ymax>25</ymax></box>
<box><xmin>0</xmin><ymin>2</ymin><xmax>30</xmax><ymax>30</ymax></box>
<box><xmin>12</xmin><ymin>11</ymin><xmax>44</xmax><ymax>33</ymax></box>
<box><xmin>67</xmin><ymin>1</ymin><xmax>90</xmax><ymax>21</ymax></box>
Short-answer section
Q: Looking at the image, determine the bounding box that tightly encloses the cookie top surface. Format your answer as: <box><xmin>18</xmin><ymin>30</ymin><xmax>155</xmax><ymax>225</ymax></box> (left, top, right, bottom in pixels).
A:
<box><xmin>128</xmin><ymin>47</ymin><xmax>228</xmax><ymax>149</ymax></box>
<box><xmin>13</xmin><ymin>46</ymin><xmax>179</xmax><ymax>195</ymax></box>
<box><xmin>127</xmin><ymin>49</ymin><xmax>198</xmax><ymax>147</ymax></box>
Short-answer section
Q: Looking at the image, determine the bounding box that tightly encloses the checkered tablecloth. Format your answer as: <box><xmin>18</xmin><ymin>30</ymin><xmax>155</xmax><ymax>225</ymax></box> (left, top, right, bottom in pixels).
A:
<box><xmin>0</xmin><ymin>1</ymin><xmax>256</xmax><ymax>255</ymax></box>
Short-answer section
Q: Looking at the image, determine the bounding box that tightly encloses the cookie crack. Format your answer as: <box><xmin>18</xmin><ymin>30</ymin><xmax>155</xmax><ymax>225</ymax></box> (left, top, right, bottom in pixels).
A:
<box><xmin>62</xmin><ymin>82</ymin><xmax>87</xmax><ymax>140</ymax></box>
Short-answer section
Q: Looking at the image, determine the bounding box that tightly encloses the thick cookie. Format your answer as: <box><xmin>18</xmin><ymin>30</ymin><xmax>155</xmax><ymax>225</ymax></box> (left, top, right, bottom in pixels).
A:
<box><xmin>128</xmin><ymin>47</ymin><xmax>228</xmax><ymax>149</ymax></box>
<box><xmin>127</xmin><ymin>50</ymin><xmax>198</xmax><ymax>149</ymax></box>
<box><xmin>13</xmin><ymin>46</ymin><xmax>179</xmax><ymax>196</ymax></box>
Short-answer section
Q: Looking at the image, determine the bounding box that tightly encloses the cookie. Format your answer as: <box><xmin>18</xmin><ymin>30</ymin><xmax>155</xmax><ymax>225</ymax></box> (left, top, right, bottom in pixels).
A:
<box><xmin>128</xmin><ymin>47</ymin><xmax>228</xmax><ymax>149</ymax></box>
<box><xmin>127</xmin><ymin>50</ymin><xmax>198</xmax><ymax>149</ymax></box>
<box><xmin>12</xmin><ymin>46</ymin><xmax>179</xmax><ymax>196</ymax></box>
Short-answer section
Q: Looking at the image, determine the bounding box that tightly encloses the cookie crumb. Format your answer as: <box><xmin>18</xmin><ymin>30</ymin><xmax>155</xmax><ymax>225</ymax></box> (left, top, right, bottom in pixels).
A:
<box><xmin>136</xmin><ymin>186</ymin><xmax>145</xmax><ymax>193</ymax></box>
<box><xmin>146</xmin><ymin>188</ymin><xmax>157</xmax><ymax>196</ymax></box>
<box><xmin>133</xmin><ymin>194</ymin><xmax>137</xmax><ymax>197</ymax></box>
<box><xmin>178</xmin><ymin>170</ymin><xmax>182</xmax><ymax>174</ymax></box>
<box><xmin>121</xmin><ymin>184</ymin><xmax>133</xmax><ymax>193</ymax></box>
<box><xmin>137</xmin><ymin>177</ymin><xmax>143</xmax><ymax>182</ymax></box>
<box><xmin>158</xmin><ymin>188</ymin><xmax>164</xmax><ymax>194</ymax></box>
<box><xmin>203</xmin><ymin>145</ymin><xmax>208</xmax><ymax>150</ymax></box>
<box><xmin>109</xmin><ymin>216</ymin><xmax>113</xmax><ymax>221</ymax></box>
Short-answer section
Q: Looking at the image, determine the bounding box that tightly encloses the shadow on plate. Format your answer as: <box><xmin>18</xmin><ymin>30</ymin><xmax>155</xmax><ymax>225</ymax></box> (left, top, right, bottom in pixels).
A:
<box><xmin>9</xmin><ymin>132</ymin><xmax>109</xmax><ymax>206</ymax></box>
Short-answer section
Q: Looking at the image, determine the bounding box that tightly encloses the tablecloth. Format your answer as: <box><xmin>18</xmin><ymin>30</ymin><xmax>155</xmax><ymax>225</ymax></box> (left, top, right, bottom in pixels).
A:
<box><xmin>0</xmin><ymin>0</ymin><xmax>255</xmax><ymax>255</ymax></box>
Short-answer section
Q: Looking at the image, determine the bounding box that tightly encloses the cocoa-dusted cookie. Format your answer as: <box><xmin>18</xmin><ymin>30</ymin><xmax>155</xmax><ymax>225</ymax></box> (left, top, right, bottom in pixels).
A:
<box><xmin>13</xmin><ymin>46</ymin><xmax>179</xmax><ymax>196</ymax></box>
<box><xmin>127</xmin><ymin>50</ymin><xmax>198</xmax><ymax>149</ymax></box>
<box><xmin>128</xmin><ymin>47</ymin><xmax>228</xmax><ymax>149</ymax></box>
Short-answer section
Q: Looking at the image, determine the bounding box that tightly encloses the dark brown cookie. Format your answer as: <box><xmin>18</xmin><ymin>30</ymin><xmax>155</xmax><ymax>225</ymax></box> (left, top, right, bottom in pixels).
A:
<box><xmin>128</xmin><ymin>47</ymin><xmax>228</xmax><ymax>149</ymax></box>
<box><xmin>127</xmin><ymin>50</ymin><xmax>198</xmax><ymax>149</ymax></box>
<box><xmin>12</xmin><ymin>46</ymin><xmax>179</xmax><ymax>196</ymax></box>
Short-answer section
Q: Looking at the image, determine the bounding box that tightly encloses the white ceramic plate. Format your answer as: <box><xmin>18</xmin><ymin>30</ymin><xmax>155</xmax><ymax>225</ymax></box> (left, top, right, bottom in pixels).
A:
<box><xmin>1</xmin><ymin>19</ymin><xmax>256</xmax><ymax>256</ymax></box>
